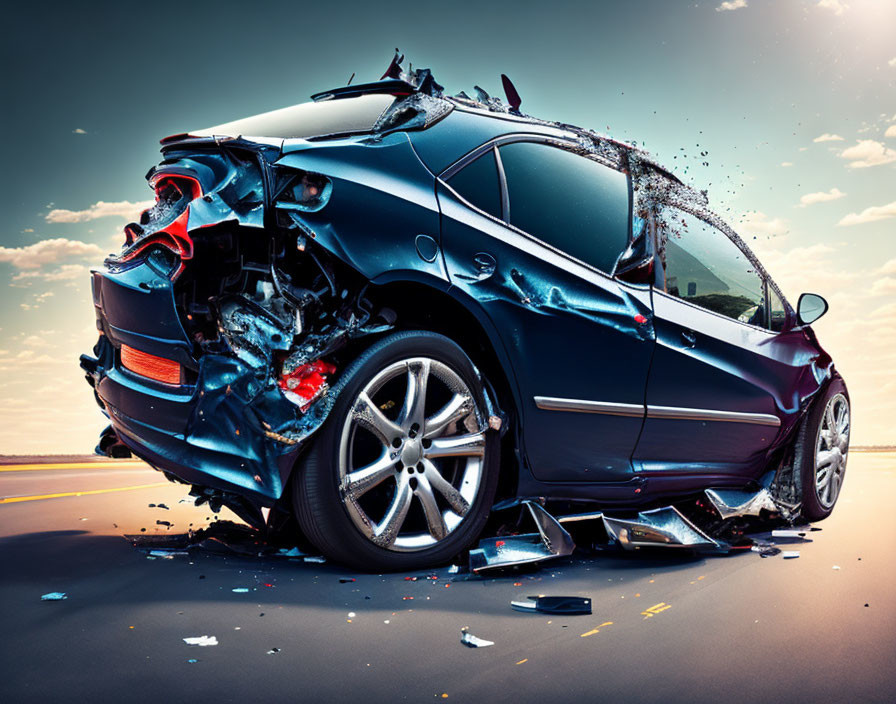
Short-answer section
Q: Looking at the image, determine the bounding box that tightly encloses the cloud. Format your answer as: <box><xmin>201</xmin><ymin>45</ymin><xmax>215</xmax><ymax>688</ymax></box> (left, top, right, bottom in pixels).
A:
<box><xmin>871</xmin><ymin>278</ymin><xmax>896</xmax><ymax>296</ymax></box>
<box><xmin>780</xmin><ymin>161</ymin><xmax>793</xmax><ymax>167</ymax></box>
<box><xmin>813</xmin><ymin>133</ymin><xmax>844</xmax><ymax>142</ymax></box>
<box><xmin>737</xmin><ymin>211</ymin><xmax>789</xmax><ymax>238</ymax></box>
<box><xmin>45</xmin><ymin>199</ymin><xmax>153</xmax><ymax>223</ymax></box>
<box><xmin>72</xmin><ymin>128</ymin><xmax>87</xmax><ymax>135</ymax></box>
<box><xmin>878</xmin><ymin>259</ymin><xmax>896</xmax><ymax>275</ymax></box>
<box><xmin>839</xmin><ymin>140</ymin><xmax>896</xmax><ymax>168</ymax></box>
<box><xmin>889</xmin><ymin>58</ymin><xmax>896</xmax><ymax>68</ymax></box>
<box><xmin>0</xmin><ymin>238</ymin><xmax>103</xmax><ymax>270</ymax></box>
<box><xmin>817</xmin><ymin>0</ymin><xmax>848</xmax><ymax>15</ymax></box>
<box><xmin>799</xmin><ymin>187</ymin><xmax>846</xmax><ymax>207</ymax></box>
<box><xmin>837</xmin><ymin>200</ymin><xmax>896</xmax><ymax>226</ymax></box>
<box><xmin>716</xmin><ymin>0</ymin><xmax>747</xmax><ymax>10</ymax></box>
<box><xmin>885</xmin><ymin>125</ymin><xmax>896</xmax><ymax>138</ymax></box>
<box><xmin>10</xmin><ymin>264</ymin><xmax>93</xmax><ymax>284</ymax></box>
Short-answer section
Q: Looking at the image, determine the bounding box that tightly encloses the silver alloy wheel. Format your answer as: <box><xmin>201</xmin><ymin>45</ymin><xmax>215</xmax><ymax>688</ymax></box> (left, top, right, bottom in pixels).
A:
<box><xmin>814</xmin><ymin>393</ymin><xmax>849</xmax><ymax>509</ymax></box>
<box><xmin>337</xmin><ymin>357</ymin><xmax>487</xmax><ymax>552</ymax></box>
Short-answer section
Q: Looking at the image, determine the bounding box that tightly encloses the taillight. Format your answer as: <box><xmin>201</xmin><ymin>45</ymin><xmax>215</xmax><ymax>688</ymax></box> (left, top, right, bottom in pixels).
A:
<box><xmin>120</xmin><ymin>344</ymin><xmax>182</xmax><ymax>385</ymax></box>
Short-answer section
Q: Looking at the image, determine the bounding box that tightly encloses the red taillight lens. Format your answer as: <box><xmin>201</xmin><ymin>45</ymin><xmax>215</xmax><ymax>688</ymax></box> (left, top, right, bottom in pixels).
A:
<box><xmin>120</xmin><ymin>344</ymin><xmax>182</xmax><ymax>385</ymax></box>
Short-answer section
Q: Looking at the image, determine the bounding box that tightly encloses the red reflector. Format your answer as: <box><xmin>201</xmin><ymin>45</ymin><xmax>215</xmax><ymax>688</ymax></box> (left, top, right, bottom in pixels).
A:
<box><xmin>121</xmin><ymin>345</ymin><xmax>181</xmax><ymax>385</ymax></box>
<box><xmin>634</xmin><ymin>314</ymin><xmax>648</xmax><ymax>324</ymax></box>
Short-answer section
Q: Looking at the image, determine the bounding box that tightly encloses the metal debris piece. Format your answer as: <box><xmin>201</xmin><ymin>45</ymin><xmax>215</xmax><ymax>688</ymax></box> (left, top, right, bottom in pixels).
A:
<box><xmin>40</xmin><ymin>592</ymin><xmax>67</xmax><ymax>601</ymax></box>
<box><xmin>781</xmin><ymin>551</ymin><xmax>800</xmax><ymax>559</ymax></box>
<box><xmin>704</xmin><ymin>488</ymin><xmax>779</xmax><ymax>519</ymax></box>
<box><xmin>511</xmin><ymin>596</ymin><xmax>592</xmax><ymax>615</ymax></box>
<box><xmin>267</xmin><ymin>648</ymin><xmax>281</xmax><ymax>655</ymax></box>
<box><xmin>772</xmin><ymin>529</ymin><xmax>810</xmax><ymax>539</ymax></box>
<box><xmin>304</xmin><ymin>556</ymin><xmax>326</xmax><ymax>564</ymax></box>
<box><xmin>469</xmin><ymin>501</ymin><xmax>575</xmax><ymax>572</ymax></box>
<box><xmin>602</xmin><ymin>507</ymin><xmax>721</xmax><ymax>551</ymax></box>
<box><xmin>751</xmin><ymin>542</ymin><xmax>782</xmax><ymax>558</ymax></box>
<box><xmin>183</xmin><ymin>636</ymin><xmax>218</xmax><ymax>646</ymax></box>
<box><xmin>460</xmin><ymin>628</ymin><xmax>494</xmax><ymax>648</ymax></box>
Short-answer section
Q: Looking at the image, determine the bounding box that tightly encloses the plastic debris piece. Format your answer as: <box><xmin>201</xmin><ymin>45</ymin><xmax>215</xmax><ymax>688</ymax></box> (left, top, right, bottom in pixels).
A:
<box><xmin>447</xmin><ymin>565</ymin><xmax>460</xmax><ymax>574</ymax></box>
<box><xmin>340</xmin><ymin>578</ymin><xmax>356</xmax><ymax>583</ymax></box>
<box><xmin>41</xmin><ymin>592</ymin><xmax>67</xmax><ymax>601</ymax></box>
<box><xmin>187</xmin><ymin>659</ymin><xmax>198</xmax><ymax>664</ymax></box>
<box><xmin>232</xmin><ymin>588</ymin><xmax>250</xmax><ymax>593</ymax></box>
<box><xmin>267</xmin><ymin>648</ymin><xmax>281</xmax><ymax>655</ymax></box>
<box><xmin>304</xmin><ymin>556</ymin><xmax>326</xmax><ymax>563</ymax></box>
<box><xmin>511</xmin><ymin>596</ymin><xmax>592</xmax><ymax>615</ymax></box>
<box><xmin>183</xmin><ymin>636</ymin><xmax>218</xmax><ymax>646</ymax></box>
<box><xmin>772</xmin><ymin>529</ymin><xmax>808</xmax><ymax>539</ymax></box>
<box><xmin>781</xmin><ymin>551</ymin><xmax>800</xmax><ymax>559</ymax></box>
<box><xmin>460</xmin><ymin>628</ymin><xmax>494</xmax><ymax>648</ymax></box>
<box><xmin>751</xmin><ymin>543</ymin><xmax>781</xmax><ymax>558</ymax></box>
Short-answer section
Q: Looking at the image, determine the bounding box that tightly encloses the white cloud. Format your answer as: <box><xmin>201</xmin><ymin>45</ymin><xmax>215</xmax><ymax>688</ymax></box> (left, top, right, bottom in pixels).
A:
<box><xmin>799</xmin><ymin>187</ymin><xmax>846</xmax><ymax>207</ymax></box>
<box><xmin>885</xmin><ymin>125</ymin><xmax>896</xmax><ymax>138</ymax></box>
<box><xmin>737</xmin><ymin>211</ymin><xmax>789</xmax><ymax>238</ymax></box>
<box><xmin>780</xmin><ymin>161</ymin><xmax>793</xmax><ymax>167</ymax></box>
<box><xmin>0</xmin><ymin>238</ymin><xmax>103</xmax><ymax>270</ymax></box>
<box><xmin>837</xmin><ymin>200</ymin><xmax>896</xmax><ymax>226</ymax></box>
<box><xmin>716</xmin><ymin>0</ymin><xmax>747</xmax><ymax>11</ymax></box>
<box><xmin>817</xmin><ymin>0</ymin><xmax>848</xmax><ymax>15</ymax></box>
<box><xmin>45</xmin><ymin>199</ymin><xmax>153</xmax><ymax>223</ymax></box>
<box><xmin>813</xmin><ymin>133</ymin><xmax>844</xmax><ymax>142</ymax></box>
<box><xmin>10</xmin><ymin>264</ymin><xmax>93</xmax><ymax>284</ymax></box>
<box><xmin>888</xmin><ymin>58</ymin><xmax>896</xmax><ymax>68</ymax></box>
<box><xmin>839</xmin><ymin>140</ymin><xmax>896</xmax><ymax>168</ymax></box>
<box><xmin>871</xmin><ymin>278</ymin><xmax>896</xmax><ymax>296</ymax></box>
<box><xmin>878</xmin><ymin>259</ymin><xmax>896</xmax><ymax>275</ymax></box>
<box><xmin>73</xmin><ymin>128</ymin><xmax>87</xmax><ymax>135</ymax></box>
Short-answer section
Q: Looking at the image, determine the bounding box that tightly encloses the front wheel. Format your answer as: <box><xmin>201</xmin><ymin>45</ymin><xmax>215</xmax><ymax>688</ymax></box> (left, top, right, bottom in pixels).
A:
<box><xmin>798</xmin><ymin>379</ymin><xmax>850</xmax><ymax>521</ymax></box>
<box><xmin>292</xmin><ymin>331</ymin><xmax>500</xmax><ymax>571</ymax></box>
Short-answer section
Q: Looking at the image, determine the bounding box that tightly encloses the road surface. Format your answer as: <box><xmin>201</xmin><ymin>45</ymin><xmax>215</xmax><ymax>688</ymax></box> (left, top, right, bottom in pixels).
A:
<box><xmin>1</xmin><ymin>453</ymin><xmax>894</xmax><ymax>703</ymax></box>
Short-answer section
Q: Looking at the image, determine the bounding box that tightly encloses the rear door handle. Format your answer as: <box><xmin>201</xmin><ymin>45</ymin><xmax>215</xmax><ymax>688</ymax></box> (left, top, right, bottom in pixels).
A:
<box><xmin>681</xmin><ymin>330</ymin><xmax>697</xmax><ymax>348</ymax></box>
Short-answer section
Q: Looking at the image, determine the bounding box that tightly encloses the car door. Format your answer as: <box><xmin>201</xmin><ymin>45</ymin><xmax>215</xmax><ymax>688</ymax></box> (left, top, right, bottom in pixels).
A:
<box><xmin>632</xmin><ymin>205</ymin><xmax>789</xmax><ymax>475</ymax></box>
<box><xmin>436</xmin><ymin>137</ymin><xmax>654</xmax><ymax>483</ymax></box>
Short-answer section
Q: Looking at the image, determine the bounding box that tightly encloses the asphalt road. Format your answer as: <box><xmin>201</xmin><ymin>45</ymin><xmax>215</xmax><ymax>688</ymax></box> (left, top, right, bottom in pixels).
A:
<box><xmin>1</xmin><ymin>454</ymin><xmax>894</xmax><ymax>703</ymax></box>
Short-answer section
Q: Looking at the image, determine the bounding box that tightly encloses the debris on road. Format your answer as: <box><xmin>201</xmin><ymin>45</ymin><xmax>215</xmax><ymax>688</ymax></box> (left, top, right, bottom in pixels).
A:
<box><xmin>511</xmin><ymin>596</ymin><xmax>592</xmax><ymax>615</ymax></box>
<box><xmin>460</xmin><ymin>628</ymin><xmax>494</xmax><ymax>648</ymax></box>
<box><xmin>781</xmin><ymin>551</ymin><xmax>800</xmax><ymax>559</ymax></box>
<box><xmin>232</xmin><ymin>588</ymin><xmax>250</xmax><ymax>593</ymax></box>
<box><xmin>304</xmin><ymin>556</ymin><xmax>326</xmax><ymax>563</ymax></box>
<box><xmin>184</xmin><ymin>636</ymin><xmax>218</xmax><ymax>646</ymax></box>
<box><xmin>40</xmin><ymin>592</ymin><xmax>67</xmax><ymax>601</ymax></box>
<box><xmin>772</xmin><ymin>529</ymin><xmax>810</xmax><ymax>539</ymax></box>
<box><xmin>267</xmin><ymin>648</ymin><xmax>281</xmax><ymax>655</ymax></box>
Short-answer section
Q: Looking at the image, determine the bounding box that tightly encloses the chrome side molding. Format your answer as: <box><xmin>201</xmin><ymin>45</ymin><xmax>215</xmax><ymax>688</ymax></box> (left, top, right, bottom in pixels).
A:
<box><xmin>534</xmin><ymin>395</ymin><xmax>780</xmax><ymax>427</ymax></box>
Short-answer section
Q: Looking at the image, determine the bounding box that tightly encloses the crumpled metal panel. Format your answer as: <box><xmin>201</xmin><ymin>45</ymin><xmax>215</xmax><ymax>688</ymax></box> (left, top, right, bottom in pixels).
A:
<box><xmin>602</xmin><ymin>507</ymin><xmax>721</xmax><ymax>551</ymax></box>
<box><xmin>704</xmin><ymin>487</ymin><xmax>779</xmax><ymax>520</ymax></box>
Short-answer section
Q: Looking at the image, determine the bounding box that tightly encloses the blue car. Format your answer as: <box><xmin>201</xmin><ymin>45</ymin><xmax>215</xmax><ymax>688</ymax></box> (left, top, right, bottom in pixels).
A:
<box><xmin>81</xmin><ymin>56</ymin><xmax>849</xmax><ymax>571</ymax></box>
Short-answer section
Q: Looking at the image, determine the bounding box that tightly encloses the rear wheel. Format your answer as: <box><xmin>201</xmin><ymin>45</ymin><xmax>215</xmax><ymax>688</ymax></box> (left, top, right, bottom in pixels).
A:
<box><xmin>798</xmin><ymin>380</ymin><xmax>850</xmax><ymax>521</ymax></box>
<box><xmin>292</xmin><ymin>331</ymin><xmax>499</xmax><ymax>571</ymax></box>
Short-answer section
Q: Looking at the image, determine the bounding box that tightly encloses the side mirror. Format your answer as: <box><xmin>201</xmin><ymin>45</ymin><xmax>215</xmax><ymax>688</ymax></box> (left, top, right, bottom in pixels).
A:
<box><xmin>797</xmin><ymin>293</ymin><xmax>828</xmax><ymax>326</ymax></box>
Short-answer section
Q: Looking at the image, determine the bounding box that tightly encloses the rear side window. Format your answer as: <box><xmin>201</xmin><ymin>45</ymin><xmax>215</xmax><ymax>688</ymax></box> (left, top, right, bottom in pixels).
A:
<box><xmin>446</xmin><ymin>149</ymin><xmax>502</xmax><ymax>219</ymax></box>
<box><xmin>498</xmin><ymin>142</ymin><xmax>629</xmax><ymax>273</ymax></box>
<box><xmin>769</xmin><ymin>285</ymin><xmax>788</xmax><ymax>332</ymax></box>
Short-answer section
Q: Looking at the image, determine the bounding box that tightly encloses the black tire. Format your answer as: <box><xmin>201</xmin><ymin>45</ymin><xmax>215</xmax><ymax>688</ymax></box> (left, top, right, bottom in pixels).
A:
<box><xmin>292</xmin><ymin>331</ymin><xmax>500</xmax><ymax>571</ymax></box>
<box><xmin>796</xmin><ymin>378</ymin><xmax>850</xmax><ymax>522</ymax></box>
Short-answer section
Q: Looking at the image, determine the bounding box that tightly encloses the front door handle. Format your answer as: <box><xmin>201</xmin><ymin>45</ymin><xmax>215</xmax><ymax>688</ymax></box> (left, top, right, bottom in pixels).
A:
<box><xmin>681</xmin><ymin>329</ymin><xmax>697</xmax><ymax>348</ymax></box>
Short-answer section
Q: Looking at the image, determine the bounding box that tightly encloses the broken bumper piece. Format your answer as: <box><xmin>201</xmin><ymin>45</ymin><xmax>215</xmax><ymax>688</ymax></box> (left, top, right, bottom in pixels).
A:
<box><xmin>602</xmin><ymin>507</ymin><xmax>723</xmax><ymax>552</ymax></box>
<box><xmin>469</xmin><ymin>501</ymin><xmax>576</xmax><ymax>572</ymax></box>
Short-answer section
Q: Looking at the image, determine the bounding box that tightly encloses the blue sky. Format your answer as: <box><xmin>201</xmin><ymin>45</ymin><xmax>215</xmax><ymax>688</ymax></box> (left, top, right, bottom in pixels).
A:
<box><xmin>1</xmin><ymin>0</ymin><xmax>894</xmax><ymax>452</ymax></box>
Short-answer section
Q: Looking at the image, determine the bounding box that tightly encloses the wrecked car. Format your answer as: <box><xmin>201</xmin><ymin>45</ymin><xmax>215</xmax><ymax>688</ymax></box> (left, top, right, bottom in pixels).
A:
<box><xmin>81</xmin><ymin>54</ymin><xmax>849</xmax><ymax>571</ymax></box>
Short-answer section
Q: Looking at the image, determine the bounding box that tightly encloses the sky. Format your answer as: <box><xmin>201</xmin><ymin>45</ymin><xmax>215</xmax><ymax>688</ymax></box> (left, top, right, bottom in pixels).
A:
<box><xmin>1</xmin><ymin>0</ymin><xmax>894</xmax><ymax>453</ymax></box>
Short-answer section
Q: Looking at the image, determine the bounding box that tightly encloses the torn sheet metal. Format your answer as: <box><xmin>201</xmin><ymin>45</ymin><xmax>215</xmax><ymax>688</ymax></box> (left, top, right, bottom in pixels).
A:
<box><xmin>704</xmin><ymin>488</ymin><xmax>779</xmax><ymax>520</ymax></box>
<box><xmin>602</xmin><ymin>507</ymin><xmax>722</xmax><ymax>552</ymax></box>
<box><xmin>469</xmin><ymin>501</ymin><xmax>575</xmax><ymax>572</ymax></box>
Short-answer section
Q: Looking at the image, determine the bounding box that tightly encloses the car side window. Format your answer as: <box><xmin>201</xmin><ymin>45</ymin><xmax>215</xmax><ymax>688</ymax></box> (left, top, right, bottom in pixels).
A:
<box><xmin>446</xmin><ymin>149</ymin><xmax>502</xmax><ymax>219</ymax></box>
<box><xmin>768</xmin><ymin>284</ymin><xmax>788</xmax><ymax>332</ymax></box>
<box><xmin>658</xmin><ymin>208</ymin><xmax>767</xmax><ymax>327</ymax></box>
<box><xmin>497</xmin><ymin>141</ymin><xmax>629</xmax><ymax>274</ymax></box>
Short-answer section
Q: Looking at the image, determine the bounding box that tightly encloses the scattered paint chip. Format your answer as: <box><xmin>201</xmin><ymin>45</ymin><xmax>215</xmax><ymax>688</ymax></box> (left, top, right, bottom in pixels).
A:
<box><xmin>184</xmin><ymin>636</ymin><xmax>218</xmax><ymax>646</ymax></box>
<box><xmin>41</xmin><ymin>592</ymin><xmax>67</xmax><ymax>601</ymax></box>
<box><xmin>516</xmin><ymin>659</ymin><xmax>528</xmax><ymax>665</ymax></box>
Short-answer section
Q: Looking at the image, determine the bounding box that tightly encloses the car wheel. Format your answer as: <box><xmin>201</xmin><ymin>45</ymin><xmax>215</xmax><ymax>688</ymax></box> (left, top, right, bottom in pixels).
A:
<box><xmin>292</xmin><ymin>331</ymin><xmax>500</xmax><ymax>571</ymax></box>
<box><xmin>797</xmin><ymin>379</ymin><xmax>850</xmax><ymax>522</ymax></box>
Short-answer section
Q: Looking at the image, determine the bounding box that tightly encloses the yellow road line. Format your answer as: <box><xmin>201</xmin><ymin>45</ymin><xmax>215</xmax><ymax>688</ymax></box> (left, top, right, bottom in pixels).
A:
<box><xmin>0</xmin><ymin>482</ymin><xmax>169</xmax><ymax>504</ymax></box>
<box><xmin>580</xmin><ymin>621</ymin><xmax>613</xmax><ymax>638</ymax></box>
<box><xmin>0</xmin><ymin>462</ymin><xmax>149</xmax><ymax>472</ymax></box>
